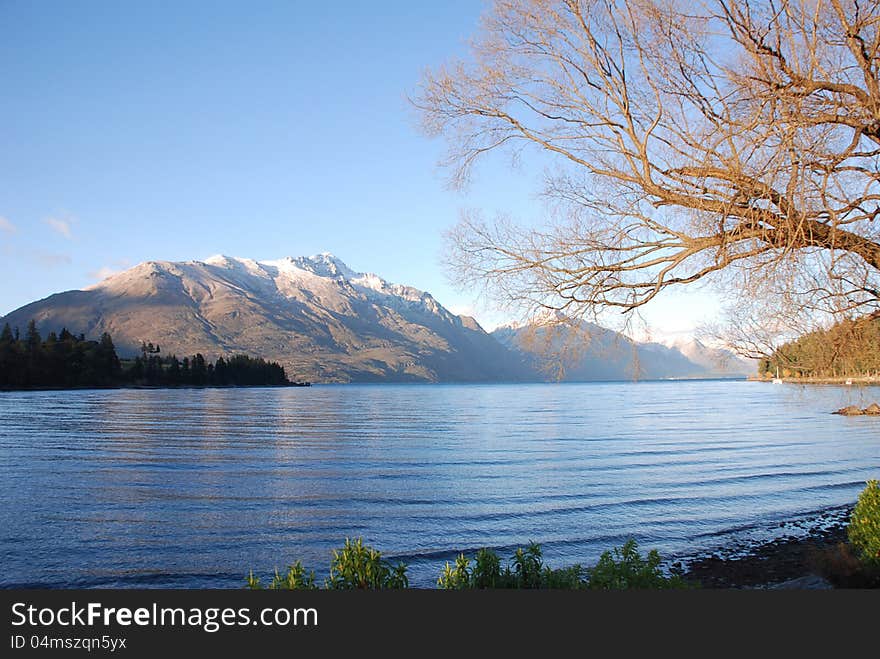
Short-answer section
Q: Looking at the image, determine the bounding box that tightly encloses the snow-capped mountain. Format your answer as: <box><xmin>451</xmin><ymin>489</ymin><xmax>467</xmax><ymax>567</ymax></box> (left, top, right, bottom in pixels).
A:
<box><xmin>491</xmin><ymin>320</ymin><xmax>754</xmax><ymax>380</ymax></box>
<box><xmin>1</xmin><ymin>253</ymin><xmax>757</xmax><ymax>383</ymax></box>
<box><xmin>1</xmin><ymin>253</ymin><xmax>522</xmax><ymax>383</ymax></box>
<box><xmin>660</xmin><ymin>337</ymin><xmax>755</xmax><ymax>378</ymax></box>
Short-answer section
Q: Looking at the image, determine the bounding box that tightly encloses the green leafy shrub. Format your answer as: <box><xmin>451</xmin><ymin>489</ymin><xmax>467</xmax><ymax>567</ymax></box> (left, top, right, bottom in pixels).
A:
<box><xmin>250</xmin><ymin>538</ymin><xmax>682</xmax><ymax>590</ymax></box>
<box><xmin>512</xmin><ymin>543</ymin><xmax>545</xmax><ymax>588</ymax></box>
<box><xmin>471</xmin><ymin>548</ymin><xmax>504</xmax><ymax>588</ymax></box>
<box><xmin>438</xmin><ymin>540</ymin><xmax>686</xmax><ymax>589</ymax></box>
<box><xmin>544</xmin><ymin>564</ymin><xmax>589</xmax><ymax>589</ymax></box>
<box><xmin>437</xmin><ymin>548</ymin><xmax>511</xmax><ymax>589</ymax></box>
<box><xmin>437</xmin><ymin>553</ymin><xmax>473</xmax><ymax>590</ymax></box>
<box><xmin>247</xmin><ymin>538</ymin><xmax>407</xmax><ymax>590</ymax></box>
<box><xmin>273</xmin><ymin>561</ymin><xmax>318</xmax><ymax>590</ymax></box>
<box><xmin>247</xmin><ymin>560</ymin><xmax>317</xmax><ymax>590</ymax></box>
<box><xmin>848</xmin><ymin>480</ymin><xmax>880</xmax><ymax>566</ymax></box>
<box><xmin>325</xmin><ymin>538</ymin><xmax>409</xmax><ymax>590</ymax></box>
<box><xmin>438</xmin><ymin>543</ymin><xmax>587</xmax><ymax>589</ymax></box>
<box><xmin>587</xmin><ymin>539</ymin><xmax>687</xmax><ymax>589</ymax></box>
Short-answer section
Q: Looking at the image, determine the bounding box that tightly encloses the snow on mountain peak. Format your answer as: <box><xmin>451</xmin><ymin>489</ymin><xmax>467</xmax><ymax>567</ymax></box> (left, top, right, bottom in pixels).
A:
<box><xmin>205</xmin><ymin>253</ymin><xmax>358</xmax><ymax>280</ymax></box>
<box><xmin>205</xmin><ymin>254</ymin><xmax>260</xmax><ymax>269</ymax></box>
<box><xmin>259</xmin><ymin>254</ymin><xmax>437</xmax><ymax>304</ymax></box>
<box><xmin>89</xmin><ymin>252</ymin><xmax>457</xmax><ymax>321</ymax></box>
<box><xmin>292</xmin><ymin>253</ymin><xmax>349</xmax><ymax>277</ymax></box>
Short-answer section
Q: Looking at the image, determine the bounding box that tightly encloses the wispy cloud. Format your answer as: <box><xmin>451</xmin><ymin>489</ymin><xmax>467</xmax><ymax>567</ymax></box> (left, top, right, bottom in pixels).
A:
<box><xmin>0</xmin><ymin>216</ymin><xmax>16</xmax><ymax>234</ymax></box>
<box><xmin>88</xmin><ymin>259</ymin><xmax>131</xmax><ymax>281</ymax></box>
<box><xmin>45</xmin><ymin>216</ymin><xmax>74</xmax><ymax>239</ymax></box>
<box><xmin>32</xmin><ymin>250</ymin><xmax>72</xmax><ymax>267</ymax></box>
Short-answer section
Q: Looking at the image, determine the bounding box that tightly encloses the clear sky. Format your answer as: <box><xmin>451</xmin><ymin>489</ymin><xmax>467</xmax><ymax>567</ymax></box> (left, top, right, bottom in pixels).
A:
<box><xmin>0</xmin><ymin>0</ymin><xmax>720</xmax><ymax>338</ymax></box>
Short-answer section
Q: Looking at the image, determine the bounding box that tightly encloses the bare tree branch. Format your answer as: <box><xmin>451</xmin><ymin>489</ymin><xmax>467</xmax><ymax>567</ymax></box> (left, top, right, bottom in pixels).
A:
<box><xmin>415</xmin><ymin>0</ymin><xmax>880</xmax><ymax>351</ymax></box>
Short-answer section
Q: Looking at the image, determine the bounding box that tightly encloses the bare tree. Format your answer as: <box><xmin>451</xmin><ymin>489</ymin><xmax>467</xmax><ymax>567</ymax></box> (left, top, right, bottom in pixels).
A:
<box><xmin>416</xmin><ymin>0</ymin><xmax>880</xmax><ymax>352</ymax></box>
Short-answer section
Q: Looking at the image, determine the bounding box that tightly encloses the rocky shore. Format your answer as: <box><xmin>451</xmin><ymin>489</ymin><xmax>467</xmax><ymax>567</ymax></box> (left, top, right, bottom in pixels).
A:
<box><xmin>679</xmin><ymin>508</ymin><xmax>855</xmax><ymax>589</ymax></box>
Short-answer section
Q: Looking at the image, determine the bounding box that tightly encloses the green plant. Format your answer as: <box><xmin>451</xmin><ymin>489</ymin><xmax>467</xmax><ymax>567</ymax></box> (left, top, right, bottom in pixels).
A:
<box><xmin>249</xmin><ymin>538</ymin><xmax>683</xmax><ymax>591</ymax></box>
<box><xmin>471</xmin><ymin>548</ymin><xmax>504</xmax><ymax>588</ymax></box>
<box><xmin>246</xmin><ymin>570</ymin><xmax>261</xmax><ymax>590</ymax></box>
<box><xmin>325</xmin><ymin>538</ymin><xmax>408</xmax><ymax>590</ymax></box>
<box><xmin>587</xmin><ymin>539</ymin><xmax>687</xmax><ymax>590</ymax></box>
<box><xmin>542</xmin><ymin>563</ymin><xmax>588</xmax><ymax>589</ymax></box>
<box><xmin>437</xmin><ymin>547</ymin><xmax>510</xmax><ymax>589</ymax></box>
<box><xmin>272</xmin><ymin>561</ymin><xmax>318</xmax><ymax>590</ymax></box>
<box><xmin>848</xmin><ymin>480</ymin><xmax>880</xmax><ymax>566</ymax></box>
<box><xmin>437</xmin><ymin>544</ymin><xmax>588</xmax><ymax>589</ymax></box>
<box><xmin>511</xmin><ymin>542</ymin><xmax>544</xmax><ymax>588</ymax></box>
<box><xmin>438</xmin><ymin>553</ymin><xmax>472</xmax><ymax>590</ymax></box>
<box><xmin>246</xmin><ymin>561</ymin><xmax>317</xmax><ymax>590</ymax></box>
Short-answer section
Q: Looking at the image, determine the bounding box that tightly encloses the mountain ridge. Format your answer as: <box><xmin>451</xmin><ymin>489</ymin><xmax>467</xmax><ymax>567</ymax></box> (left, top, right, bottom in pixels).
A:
<box><xmin>2</xmin><ymin>253</ymin><xmax>522</xmax><ymax>383</ymax></box>
<box><xmin>491</xmin><ymin>320</ymin><xmax>753</xmax><ymax>381</ymax></box>
<box><xmin>2</xmin><ymin>253</ymin><xmax>754</xmax><ymax>383</ymax></box>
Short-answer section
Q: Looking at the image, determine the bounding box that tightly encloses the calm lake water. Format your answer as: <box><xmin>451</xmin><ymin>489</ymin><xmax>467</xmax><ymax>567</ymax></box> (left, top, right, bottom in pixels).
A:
<box><xmin>1</xmin><ymin>381</ymin><xmax>878</xmax><ymax>588</ymax></box>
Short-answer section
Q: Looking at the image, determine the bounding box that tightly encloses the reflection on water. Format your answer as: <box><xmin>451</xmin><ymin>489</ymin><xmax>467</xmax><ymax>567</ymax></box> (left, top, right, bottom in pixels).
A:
<box><xmin>1</xmin><ymin>381</ymin><xmax>878</xmax><ymax>588</ymax></box>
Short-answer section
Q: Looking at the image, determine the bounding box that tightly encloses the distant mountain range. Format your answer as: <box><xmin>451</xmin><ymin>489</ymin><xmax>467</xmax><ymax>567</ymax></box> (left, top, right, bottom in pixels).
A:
<box><xmin>1</xmin><ymin>253</ymin><xmax>754</xmax><ymax>382</ymax></box>
<box><xmin>491</xmin><ymin>320</ymin><xmax>753</xmax><ymax>381</ymax></box>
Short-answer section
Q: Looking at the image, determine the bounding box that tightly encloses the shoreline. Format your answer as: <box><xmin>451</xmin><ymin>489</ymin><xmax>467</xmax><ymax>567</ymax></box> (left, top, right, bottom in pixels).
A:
<box><xmin>0</xmin><ymin>382</ymin><xmax>311</xmax><ymax>393</ymax></box>
<box><xmin>748</xmin><ymin>376</ymin><xmax>880</xmax><ymax>386</ymax></box>
<box><xmin>679</xmin><ymin>511</ymin><xmax>852</xmax><ymax>589</ymax></box>
<box><xmin>0</xmin><ymin>512</ymin><xmax>866</xmax><ymax>590</ymax></box>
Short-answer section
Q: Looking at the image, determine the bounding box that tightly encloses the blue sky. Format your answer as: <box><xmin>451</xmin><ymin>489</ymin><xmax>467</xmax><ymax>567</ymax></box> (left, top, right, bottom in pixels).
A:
<box><xmin>0</xmin><ymin>0</ymin><xmax>719</xmax><ymax>337</ymax></box>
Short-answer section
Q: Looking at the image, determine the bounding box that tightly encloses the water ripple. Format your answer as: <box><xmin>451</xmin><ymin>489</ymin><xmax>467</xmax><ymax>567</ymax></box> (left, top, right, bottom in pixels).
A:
<box><xmin>1</xmin><ymin>381</ymin><xmax>878</xmax><ymax>588</ymax></box>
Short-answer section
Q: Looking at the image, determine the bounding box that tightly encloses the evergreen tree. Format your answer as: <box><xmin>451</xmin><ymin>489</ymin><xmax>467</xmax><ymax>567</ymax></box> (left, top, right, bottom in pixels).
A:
<box><xmin>0</xmin><ymin>320</ymin><xmax>293</xmax><ymax>389</ymax></box>
<box><xmin>0</xmin><ymin>323</ymin><xmax>16</xmax><ymax>387</ymax></box>
<box><xmin>25</xmin><ymin>320</ymin><xmax>41</xmax><ymax>352</ymax></box>
<box><xmin>98</xmin><ymin>333</ymin><xmax>121</xmax><ymax>382</ymax></box>
<box><xmin>214</xmin><ymin>357</ymin><xmax>228</xmax><ymax>385</ymax></box>
<box><xmin>167</xmin><ymin>356</ymin><xmax>181</xmax><ymax>384</ymax></box>
<box><xmin>130</xmin><ymin>356</ymin><xmax>145</xmax><ymax>382</ymax></box>
<box><xmin>191</xmin><ymin>353</ymin><xmax>207</xmax><ymax>385</ymax></box>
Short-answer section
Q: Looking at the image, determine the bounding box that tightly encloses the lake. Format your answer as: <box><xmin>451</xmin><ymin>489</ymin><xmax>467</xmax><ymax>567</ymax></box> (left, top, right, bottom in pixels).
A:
<box><xmin>1</xmin><ymin>381</ymin><xmax>878</xmax><ymax>588</ymax></box>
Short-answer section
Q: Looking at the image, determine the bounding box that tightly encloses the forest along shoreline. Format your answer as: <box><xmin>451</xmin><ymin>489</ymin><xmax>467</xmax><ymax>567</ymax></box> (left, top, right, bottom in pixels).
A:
<box><xmin>0</xmin><ymin>322</ymin><xmax>310</xmax><ymax>390</ymax></box>
<box><xmin>0</xmin><ymin>382</ymin><xmax>310</xmax><ymax>392</ymax></box>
